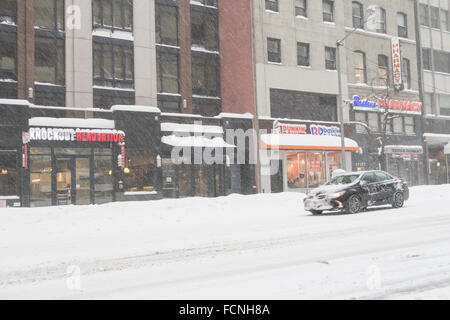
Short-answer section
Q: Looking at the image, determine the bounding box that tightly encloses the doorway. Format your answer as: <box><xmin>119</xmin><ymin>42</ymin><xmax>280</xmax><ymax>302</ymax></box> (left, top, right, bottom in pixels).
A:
<box><xmin>55</xmin><ymin>156</ymin><xmax>92</xmax><ymax>205</ymax></box>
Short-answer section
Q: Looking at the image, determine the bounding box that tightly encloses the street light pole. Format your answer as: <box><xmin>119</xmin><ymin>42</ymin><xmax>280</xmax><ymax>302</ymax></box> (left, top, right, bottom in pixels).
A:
<box><xmin>336</xmin><ymin>41</ymin><xmax>347</xmax><ymax>171</ymax></box>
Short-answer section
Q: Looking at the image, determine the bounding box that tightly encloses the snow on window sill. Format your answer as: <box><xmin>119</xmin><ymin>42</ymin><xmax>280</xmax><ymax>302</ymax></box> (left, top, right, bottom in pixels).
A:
<box><xmin>191</xmin><ymin>45</ymin><xmax>219</xmax><ymax>55</ymax></box>
<box><xmin>265</xmin><ymin>10</ymin><xmax>280</xmax><ymax>14</ymax></box>
<box><xmin>156</xmin><ymin>43</ymin><xmax>180</xmax><ymax>50</ymax></box>
<box><xmin>297</xmin><ymin>65</ymin><xmax>311</xmax><ymax>69</ymax></box>
<box><xmin>190</xmin><ymin>1</ymin><xmax>218</xmax><ymax>10</ymax></box>
<box><xmin>323</xmin><ymin>21</ymin><xmax>336</xmax><ymax>26</ymax></box>
<box><xmin>295</xmin><ymin>15</ymin><xmax>309</xmax><ymax>20</ymax></box>
<box><xmin>267</xmin><ymin>61</ymin><xmax>282</xmax><ymax>65</ymax></box>
<box><xmin>93</xmin><ymin>85</ymin><xmax>135</xmax><ymax>92</ymax></box>
<box><xmin>92</xmin><ymin>28</ymin><xmax>134</xmax><ymax>42</ymax></box>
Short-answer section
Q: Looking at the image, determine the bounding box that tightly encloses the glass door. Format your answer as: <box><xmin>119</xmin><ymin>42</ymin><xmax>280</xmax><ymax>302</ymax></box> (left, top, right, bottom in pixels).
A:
<box><xmin>75</xmin><ymin>158</ymin><xmax>91</xmax><ymax>205</ymax></box>
<box><xmin>56</xmin><ymin>158</ymin><xmax>72</xmax><ymax>205</ymax></box>
<box><xmin>55</xmin><ymin>156</ymin><xmax>92</xmax><ymax>206</ymax></box>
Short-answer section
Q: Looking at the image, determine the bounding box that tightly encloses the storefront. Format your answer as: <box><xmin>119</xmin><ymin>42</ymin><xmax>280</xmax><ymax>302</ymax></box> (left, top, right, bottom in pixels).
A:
<box><xmin>384</xmin><ymin>145</ymin><xmax>423</xmax><ymax>186</ymax></box>
<box><xmin>259</xmin><ymin>121</ymin><xmax>359</xmax><ymax>193</ymax></box>
<box><xmin>424</xmin><ymin>133</ymin><xmax>450</xmax><ymax>185</ymax></box>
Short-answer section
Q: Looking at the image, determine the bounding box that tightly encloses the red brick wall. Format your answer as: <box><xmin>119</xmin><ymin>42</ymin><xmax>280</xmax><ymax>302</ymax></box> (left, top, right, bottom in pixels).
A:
<box><xmin>17</xmin><ymin>0</ymin><xmax>34</xmax><ymax>102</ymax></box>
<box><xmin>178</xmin><ymin>0</ymin><xmax>193</xmax><ymax>114</ymax></box>
<box><xmin>219</xmin><ymin>0</ymin><xmax>255</xmax><ymax>115</ymax></box>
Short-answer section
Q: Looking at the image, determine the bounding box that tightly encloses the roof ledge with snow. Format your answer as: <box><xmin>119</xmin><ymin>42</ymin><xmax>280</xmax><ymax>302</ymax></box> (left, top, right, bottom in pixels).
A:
<box><xmin>260</xmin><ymin>134</ymin><xmax>359</xmax><ymax>151</ymax></box>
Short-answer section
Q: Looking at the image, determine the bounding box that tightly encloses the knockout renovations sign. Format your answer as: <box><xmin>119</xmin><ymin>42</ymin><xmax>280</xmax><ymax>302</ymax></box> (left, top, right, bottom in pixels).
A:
<box><xmin>353</xmin><ymin>95</ymin><xmax>422</xmax><ymax>115</ymax></box>
<box><xmin>28</xmin><ymin>127</ymin><xmax>125</xmax><ymax>143</ymax></box>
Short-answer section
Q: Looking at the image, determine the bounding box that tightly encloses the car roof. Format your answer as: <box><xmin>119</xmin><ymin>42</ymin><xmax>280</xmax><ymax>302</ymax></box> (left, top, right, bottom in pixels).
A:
<box><xmin>337</xmin><ymin>170</ymin><xmax>385</xmax><ymax>176</ymax></box>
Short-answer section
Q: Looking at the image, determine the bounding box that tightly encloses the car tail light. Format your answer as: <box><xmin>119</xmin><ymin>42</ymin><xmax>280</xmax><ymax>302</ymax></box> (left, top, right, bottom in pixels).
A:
<box><xmin>403</xmin><ymin>181</ymin><xmax>408</xmax><ymax>186</ymax></box>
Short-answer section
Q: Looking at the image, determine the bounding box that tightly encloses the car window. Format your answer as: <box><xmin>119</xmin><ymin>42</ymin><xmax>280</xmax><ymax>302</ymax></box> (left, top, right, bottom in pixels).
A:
<box><xmin>328</xmin><ymin>174</ymin><xmax>360</xmax><ymax>185</ymax></box>
<box><xmin>362</xmin><ymin>173</ymin><xmax>377</xmax><ymax>183</ymax></box>
<box><xmin>375</xmin><ymin>172</ymin><xmax>391</xmax><ymax>182</ymax></box>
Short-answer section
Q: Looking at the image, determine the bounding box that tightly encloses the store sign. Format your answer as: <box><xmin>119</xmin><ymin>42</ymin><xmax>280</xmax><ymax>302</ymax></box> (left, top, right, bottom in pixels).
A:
<box><xmin>391</xmin><ymin>38</ymin><xmax>404</xmax><ymax>91</ymax></box>
<box><xmin>28</xmin><ymin>127</ymin><xmax>125</xmax><ymax>143</ymax></box>
<box><xmin>353</xmin><ymin>95</ymin><xmax>422</xmax><ymax>115</ymax></box>
<box><xmin>310</xmin><ymin>124</ymin><xmax>341</xmax><ymax>137</ymax></box>
<box><xmin>273</xmin><ymin>122</ymin><xmax>307</xmax><ymax>135</ymax></box>
<box><xmin>384</xmin><ymin>145</ymin><xmax>423</xmax><ymax>155</ymax></box>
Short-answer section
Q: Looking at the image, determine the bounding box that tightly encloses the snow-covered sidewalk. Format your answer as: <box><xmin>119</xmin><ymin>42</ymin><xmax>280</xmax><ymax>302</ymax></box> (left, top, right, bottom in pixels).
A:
<box><xmin>1</xmin><ymin>185</ymin><xmax>450</xmax><ymax>299</ymax></box>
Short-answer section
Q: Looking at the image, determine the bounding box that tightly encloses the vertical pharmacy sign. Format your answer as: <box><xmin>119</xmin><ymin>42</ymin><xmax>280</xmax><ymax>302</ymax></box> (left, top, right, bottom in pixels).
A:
<box><xmin>391</xmin><ymin>37</ymin><xmax>404</xmax><ymax>91</ymax></box>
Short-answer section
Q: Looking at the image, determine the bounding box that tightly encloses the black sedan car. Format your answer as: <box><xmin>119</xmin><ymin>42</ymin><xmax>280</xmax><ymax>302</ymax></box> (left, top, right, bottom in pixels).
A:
<box><xmin>303</xmin><ymin>170</ymin><xmax>409</xmax><ymax>215</ymax></box>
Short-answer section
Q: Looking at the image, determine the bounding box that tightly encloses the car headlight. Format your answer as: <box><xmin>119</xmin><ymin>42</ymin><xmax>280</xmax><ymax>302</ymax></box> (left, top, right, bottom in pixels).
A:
<box><xmin>328</xmin><ymin>191</ymin><xmax>345</xmax><ymax>199</ymax></box>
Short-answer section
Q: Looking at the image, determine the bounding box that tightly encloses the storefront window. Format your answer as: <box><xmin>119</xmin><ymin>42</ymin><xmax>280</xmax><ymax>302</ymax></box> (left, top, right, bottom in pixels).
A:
<box><xmin>0</xmin><ymin>151</ymin><xmax>17</xmax><ymax>196</ymax></box>
<box><xmin>308</xmin><ymin>152</ymin><xmax>325</xmax><ymax>188</ymax></box>
<box><xmin>326</xmin><ymin>152</ymin><xmax>341</xmax><ymax>181</ymax></box>
<box><xmin>287</xmin><ymin>152</ymin><xmax>307</xmax><ymax>189</ymax></box>
<box><xmin>94</xmin><ymin>149</ymin><xmax>113</xmax><ymax>204</ymax></box>
<box><xmin>124</xmin><ymin>149</ymin><xmax>156</xmax><ymax>192</ymax></box>
<box><xmin>30</xmin><ymin>151</ymin><xmax>52</xmax><ymax>207</ymax></box>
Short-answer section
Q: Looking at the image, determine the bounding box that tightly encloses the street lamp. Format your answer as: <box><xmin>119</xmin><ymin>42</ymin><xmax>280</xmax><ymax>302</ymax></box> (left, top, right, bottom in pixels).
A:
<box><xmin>336</xmin><ymin>5</ymin><xmax>378</xmax><ymax>171</ymax></box>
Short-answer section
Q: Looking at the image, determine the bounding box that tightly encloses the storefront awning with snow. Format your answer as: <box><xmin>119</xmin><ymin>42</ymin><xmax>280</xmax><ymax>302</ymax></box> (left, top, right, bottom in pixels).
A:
<box><xmin>260</xmin><ymin>134</ymin><xmax>359</xmax><ymax>151</ymax></box>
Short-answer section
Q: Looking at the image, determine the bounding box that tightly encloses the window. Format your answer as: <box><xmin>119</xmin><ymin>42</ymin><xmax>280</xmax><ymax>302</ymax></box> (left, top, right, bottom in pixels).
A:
<box><xmin>375</xmin><ymin>7</ymin><xmax>386</xmax><ymax>33</ymax></box>
<box><xmin>419</xmin><ymin>4</ymin><xmax>429</xmax><ymax>26</ymax></box>
<box><xmin>265</xmin><ymin>0</ymin><xmax>278</xmax><ymax>12</ymax></box>
<box><xmin>393</xmin><ymin>117</ymin><xmax>403</xmax><ymax>133</ymax></box>
<box><xmin>441</xmin><ymin>9</ymin><xmax>450</xmax><ymax>31</ymax></box>
<box><xmin>158</xmin><ymin>100</ymin><xmax>180</xmax><ymax>113</ymax></box>
<box><xmin>438</xmin><ymin>94</ymin><xmax>450</xmax><ymax>116</ymax></box>
<box><xmin>402</xmin><ymin>58</ymin><xmax>411</xmax><ymax>89</ymax></box>
<box><xmin>368</xmin><ymin>112</ymin><xmax>379</xmax><ymax>132</ymax></box>
<box><xmin>295</xmin><ymin>0</ymin><xmax>307</xmax><ymax>17</ymax></box>
<box><xmin>124</xmin><ymin>149</ymin><xmax>157</xmax><ymax>193</ymax></box>
<box><xmin>355</xmin><ymin>112</ymin><xmax>367</xmax><ymax>134</ymax></box>
<box><xmin>0</xmin><ymin>151</ymin><xmax>17</xmax><ymax>197</ymax></box>
<box><xmin>156</xmin><ymin>4</ymin><xmax>178</xmax><ymax>46</ymax></box>
<box><xmin>433</xmin><ymin>50</ymin><xmax>450</xmax><ymax>74</ymax></box>
<box><xmin>0</xmin><ymin>0</ymin><xmax>16</xmax><ymax>24</ymax></box>
<box><xmin>93</xmin><ymin>88</ymin><xmax>135</xmax><ymax>109</ymax></box>
<box><xmin>323</xmin><ymin>0</ymin><xmax>334</xmax><ymax>22</ymax></box>
<box><xmin>375</xmin><ymin>172</ymin><xmax>392</xmax><ymax>182</ymax></box>
<box><xmin>397</xmin><ymin>12</ymin><xmax>408</xmax><ymax>38</ymax></box>
<box><xmin>354</xmin><ymin>51</ymin><xmax>366</xmax><ymax>83</ymax></box>
<box><xmin>93</xmin><ymin>0</ymin><xmax>132</xmax><ymax>31</ymax></box>
<box><xmin>93</xmin><ymin>41</ymin><xmax>134</xmax><ymax>89</ymax></box>
<box><xmin>157</xmin><ymin>50</ymin><xmax>179</xmax><ymax>94</ymax></box>
<box><xmin>405</xmin><ymin>117</ymin><xmax>414</xmax><ymax>134</ymax></box>
<box><xmin>267</xmin><ymin>38</ymin><xmax>281</xmax><ymax>63</ymax></box>
<box><xmin>431</xmin><ymin>6</ymin><xmax>440</xmax><ymax>29</ymax></box>
<box><xmin>35</xmin><ymin>37</ymin><xmax>65</xmax><ymax>85</ymax></box>
<box><xmin>35</xmin><ymin>0</ymin><xmax>64</xmax><ymax>31</ymax></box>
<box><xmin>192</xmin><ymin>101</ymin><xmax>221</xmax><ymax>117</ymax></box>
<box><xmin>378</xmin><ymin>54</ymin><xmax>389</xmax><ymax>86</ymax></box>
<box><xmin>192</xmin><ymin>54</ymin><xmax>220</xmax><ymax>97</ymax></box>
<box><xmin>297</xmin><ymin>42</ymin><xmax>310</xmax><ymax>66</ymax></box>
<box><xmin>325</xmin><ymin>47</ymin><xmax>336</xmax><ymax>70</ymax></box>
<box><xmin>191</xmin><ymin>9</ymin><xmax>218</xmax><ymax>51</ymax></box>
<box><xmin>352</xmin><ymin>2</ymin><xmax>364</xmax><ymax>29</ymax></box>
<box><xmin>422</xmin><ymin>48</ymin><xmax>431</xmax><ymax>70</ymax></box>
<box><xmin>0</xmin><ymin>31</ymin><xmax>16</xmax><ymax>81</ymax></box>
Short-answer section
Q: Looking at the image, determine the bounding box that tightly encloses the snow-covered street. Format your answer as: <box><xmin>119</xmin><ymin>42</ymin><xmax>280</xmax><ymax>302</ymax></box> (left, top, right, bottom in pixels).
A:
<box><xmin>1</xmin><ymin>185</ymin><xmax>450</xmax><ymax>299</ymax></box>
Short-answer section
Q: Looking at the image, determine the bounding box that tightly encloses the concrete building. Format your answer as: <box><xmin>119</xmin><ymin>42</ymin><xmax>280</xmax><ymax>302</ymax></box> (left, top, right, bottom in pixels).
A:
<box><xmin>418</xmin><ymin>0</ymin><xmax>450</xmax><ymax>184</ymax></box>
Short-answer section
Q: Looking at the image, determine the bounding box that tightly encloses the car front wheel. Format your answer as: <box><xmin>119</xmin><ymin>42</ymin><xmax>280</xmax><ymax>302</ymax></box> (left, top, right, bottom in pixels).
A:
<box><xmin>392</xmin><ymin>191</ymin><xmax>405</xmax><ymax>208</ymax></box>
<box><xmin>310</xmin><ymin>210</ymin><xmax>323</xmax><ymax>215</ymax></box>
<box><xmin>345</xmin><ymin>194</ymin><xmax>362</xmax><ymax>214</ymax></box>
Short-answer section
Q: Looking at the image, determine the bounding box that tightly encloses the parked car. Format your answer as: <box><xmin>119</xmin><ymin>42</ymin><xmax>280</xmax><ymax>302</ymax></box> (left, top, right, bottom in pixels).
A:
<box><xmin>303</xmin><ymin>170</ymin><xmax>409</xmax><ymax>215</ymax></box>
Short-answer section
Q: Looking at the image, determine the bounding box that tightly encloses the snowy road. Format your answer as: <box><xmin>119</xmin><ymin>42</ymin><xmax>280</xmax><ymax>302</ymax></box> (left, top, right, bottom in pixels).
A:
<box><xmin>1</xmin><ymin>185</ymin><xmax>450</xmax><ymax>299</ymax></box>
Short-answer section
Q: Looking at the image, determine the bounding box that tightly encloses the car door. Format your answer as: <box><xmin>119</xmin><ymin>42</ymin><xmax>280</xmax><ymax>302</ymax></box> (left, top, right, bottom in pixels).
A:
<box><xmin>375</xmin><ymin>171</ymin><xmax>396</xmax><ymax>202</ymax></box>
<box><xmin>361</xmin><ymin>173</ymin><xmax>380</xmax><ymax>204</ymax></box>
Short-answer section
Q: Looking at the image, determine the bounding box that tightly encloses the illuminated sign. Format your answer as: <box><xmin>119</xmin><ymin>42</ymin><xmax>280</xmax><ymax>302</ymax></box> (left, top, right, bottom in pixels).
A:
<box><xmin>273</xmin><ymin>122</ymin><xmax>307</xmax><ymax>135</ymax></box>
<box><xmin>353</xmin><ymin>95</ymin><xmax>422</xmax><ymax>115</ymax></box>
<box><xmin>29</xmin><ymin>127</ymin><xmax>125</xmax><ymax>143</ymax></box>
<box><xmin>391</xmin><ymin>38</ymin><xmax>404</xmax><ymax>91</ymax></box>
<box><xmin>310</xmin><ymin>124</ymin><xmax>341</xmax><ymax>137</ymax></box>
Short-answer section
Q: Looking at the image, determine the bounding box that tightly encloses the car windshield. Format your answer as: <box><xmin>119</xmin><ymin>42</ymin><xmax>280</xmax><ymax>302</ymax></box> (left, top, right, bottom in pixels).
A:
<box><xmin>327</xmin><ymin>174</ymin><xmax>361</xmax><ymax>185</ymax></box>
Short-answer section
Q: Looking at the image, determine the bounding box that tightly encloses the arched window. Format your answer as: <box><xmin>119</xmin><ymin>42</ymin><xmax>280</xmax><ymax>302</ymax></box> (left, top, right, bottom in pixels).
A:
<box><xmin>352</xmin><ymin>2</ymin><xmax>364</xmax><ymax>29</ymax></box>
<box><xmin>354</xmin><ymin>51</ymin><xmax>366</xmax><ymax>83</ymax></box>
<box><xmin>397</xmin><ymin>12</ymin><xmax>408</xmax><ymax>38</ymax></box>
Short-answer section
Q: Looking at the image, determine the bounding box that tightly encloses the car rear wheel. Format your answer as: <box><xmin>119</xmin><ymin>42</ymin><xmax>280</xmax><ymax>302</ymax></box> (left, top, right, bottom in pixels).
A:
<box><xmin>310</xmin><ymin>210</ymin><xmax>323</xmax><ymax>215</ymax></box>
<box><xmin>345</xmin><ymin>194</ymin><xmax>362</xmax><ymax>214</ymax></box>
<box><xmin>392</xmin><ymin>191</ymin><xmax>404</xmax><ymax>208</ymax></box>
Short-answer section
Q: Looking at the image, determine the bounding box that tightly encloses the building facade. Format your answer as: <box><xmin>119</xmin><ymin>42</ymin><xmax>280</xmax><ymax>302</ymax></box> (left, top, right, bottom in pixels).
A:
<box><xmin>418</xmin><ymin>0</ymin><xmax>450</xmax><ymax>184</ymax></box>
<box><xmin>0</xmin><ymin>0</ymin><xmax>256</xmax><ymax>207</ymax></box>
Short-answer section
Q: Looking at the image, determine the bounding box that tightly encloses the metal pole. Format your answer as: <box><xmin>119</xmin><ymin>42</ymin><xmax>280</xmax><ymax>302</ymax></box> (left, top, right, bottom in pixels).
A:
<box><xmin>336</xmin><ymin>42</ymin><xmax>347</xmax><ymax>171</ymax></box>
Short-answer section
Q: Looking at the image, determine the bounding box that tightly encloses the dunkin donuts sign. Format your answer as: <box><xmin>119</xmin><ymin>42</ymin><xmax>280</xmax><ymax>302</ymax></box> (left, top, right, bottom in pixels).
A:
<box><xmin>28</xmin><ymin>127</ymin><xmax>125</xmax><ymax>143</ymax></box>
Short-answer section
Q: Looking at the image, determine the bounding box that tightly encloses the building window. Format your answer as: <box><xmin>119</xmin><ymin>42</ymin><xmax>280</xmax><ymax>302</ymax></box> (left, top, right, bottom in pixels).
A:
<box><xmin>393</xmin><ymin>117</ymin><xmax>403</xmax><ymax>133</ymax></box>
<box><xmin>35</xmin><ymin>37</ymin><xmax>65</xmax><ymax>86</ymax></box>
<box><xmin>192</xmin><ymin>100</ymin><xmax>221</xmax><ymax>117</ymax></box>
<box><xmin>397</xmin><ymin>12</ymin><xmax>408</xmax><ymax>38</ymax></box>
<box><xmin>295</xmin><ymin>0</ymin><xmax>307</xmax><ymax>17</ymax></box>
<box><xmin>378</xmin><ymin>54</ymin><xmax>389</xmax><ymax>86</ymax></box>
<box><xmin>265</xmin><ymin>0</ymin><xmax>278</xmax><ymax>12</ymax></box>
<box><xmin>438</xmin><ymin>94</ymin><xmax>450</xmax><ymax>116</ymax></box>
<box><xmin>124</xmin><ymin>149</ymin><xmax>157</xmax><ymax>192</ymax></box>
<box><xmin>325</xmin><ymin>46</ymin><xmax>336</xmax><ymax>70</ymax></box>
<box><xmin>368</xmin><ymin>112</ymin><xmax>379</xmax><ymax>132</ymax></box>
<box><xmin>422</xmin><ymin>48</ymin><xmax>431</xmax><ymax>70</ymax></box>
<box><xmin>433</xmin><ymin>50</ymin><xmax>450</xmax><ymax>74</ymax></box>
<box><xmin>93</xmin><ymin>41</ymin><xmax>134</xmax><ymax>89</ymax></box>
<box><xmin>404</xmin><ymin>117</ymin><xmax>414</xmax><ymax>134</ymax></box>
<box><xmin>431</xmin><ymin>6</ymin><xmax>440</xmax><ymax>29</ymax></box>
<box><xmin>93</xmin><ymin>88</ymin><xmax>135</xmax><ymax>109</ymax></box>
<box><xmin>191</xmin><ymin>9</ymin><xmax>218</xmax><ymax>51</ymax></box>
<box><xmin>419</xmin><ymin>4</ymin><xmax>429</xmax><ymax>26</ymax></box>
<box><xmin>354</xmin><ymin>112</ymin><xmax>367</xmax><ymax>134</ymax></box>
<box><xmin>157</xmin><ymin>50</ymin><xmax>179</xmax><ymax>94</ymax></box>
<box><xmin>402</xmin><ymin>58</ymin><xmax>411</xmax><ymax>89</ymax></box>
<box><xmin>193</xmin><ymin>0</ymin><xmax>218</xmax><ymax>7</ymax></box>
<box><xmin>323</xmin><ymin>0</ymin><xmax>334</xmax><ymax>22</ymax></box>
<box><xmin>267</xmin><ymin>38</ymin><xmax>281</xmax><ymax>63</ymax></box>
<box><xmin>441</xmin><ymin>9</ymin><xmax>450</xmax><ymax>31</ymax></box>
<box><xmin>375</xmin><ymin>7</ymin><xmax>386</xmax><ymax>33</ymax></box>
<box><xmin>35</xmin><ymin>0</ymin><xmax>64</xmax><ymax>31</ymax></box>
<box><xmin>192</xmin><ymin>54</ymin><xmax>220</xmax><ymax>97</ymax></box>
<box><xmin>352</xmin><ymin>2</ymin><xmax>364</xmax><ymax>29</ymax></box>
<box><xmin>156</xmin><ymin>4</ymin><xmax>178</xmax><ymax>46</ymax></box>
<box><xmin>354</xmin><ymin>51</ymin><xmax>366</xmax><ymax>84</ymax></box>
<box><xmin>0</xmin><ymin>31</ymin><xmax>16</xmax><ymax>81</ymax></box>
<box><xmin>158</xmin><ymin>100</ymin><xmax>180</xmax><ymax>113</ymax></box>
<box><xmin>0</xmin><ymin>0</ymin><xmax>16</xmax><ymax>24</ymax></box>
<box><xmin>297</xmin><ymin>42</ymin><xmax>310</xmax><ymax>66</ymax></box>
<box><xmin>0</xmin><ymin>151</ymin><xmax>17</xmax><ymax>197</ymax></box>
<box><xmin>93</xmin><ymin>0</ymin><xmax>133</xmax><ymax>31</ymax></box>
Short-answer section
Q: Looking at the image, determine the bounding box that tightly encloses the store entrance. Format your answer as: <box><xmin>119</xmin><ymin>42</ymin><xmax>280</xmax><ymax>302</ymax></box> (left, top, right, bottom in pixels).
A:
<box><xmin>55</xmin><ymin>156</ymin><xmax>91</xmax><ymax>205</ymax></box>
